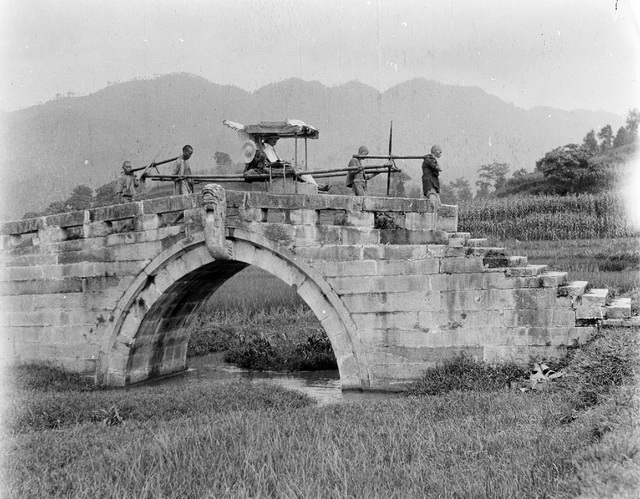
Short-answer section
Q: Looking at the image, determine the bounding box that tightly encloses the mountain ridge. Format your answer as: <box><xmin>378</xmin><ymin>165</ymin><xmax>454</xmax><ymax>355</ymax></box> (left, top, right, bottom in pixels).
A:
<box><xmin>0</xmin><ymin>73</ymin><xmax>623</xmax><ymax>219</ymax></box>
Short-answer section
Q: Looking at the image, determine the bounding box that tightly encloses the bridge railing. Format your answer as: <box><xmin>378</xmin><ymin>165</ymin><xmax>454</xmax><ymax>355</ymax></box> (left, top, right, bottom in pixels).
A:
<box><xmin>0</xmin><ymin>191</ymin><xmax>457</xmax><ymax>250</ymax></box>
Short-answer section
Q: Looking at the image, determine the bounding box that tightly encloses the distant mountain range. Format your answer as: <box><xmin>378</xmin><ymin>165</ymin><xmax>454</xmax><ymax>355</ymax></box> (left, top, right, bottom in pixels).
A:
<box><xmin>0</xmin><ymin>73</ymin><xmax>624</xmax><ymax>219</ymax></box>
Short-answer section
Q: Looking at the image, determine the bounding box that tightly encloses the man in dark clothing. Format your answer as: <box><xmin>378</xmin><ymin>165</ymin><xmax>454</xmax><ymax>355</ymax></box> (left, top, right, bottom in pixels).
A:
<box><xmin>422</xmin><ymin>144</ymin><xmax>443</xmax><ymax>213</ymax></box>
<box><xmin>346</xmin><ymin>145</ymin><xmax>370</xmax><ymax>196</ymax></box>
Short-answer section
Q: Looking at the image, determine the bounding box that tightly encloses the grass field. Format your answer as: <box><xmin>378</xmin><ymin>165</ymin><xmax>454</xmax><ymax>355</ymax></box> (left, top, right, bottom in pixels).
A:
<box><xmin>3</xmin><ymin>326</ymin><xmax>638</xmax><ymax>498</ymax></box>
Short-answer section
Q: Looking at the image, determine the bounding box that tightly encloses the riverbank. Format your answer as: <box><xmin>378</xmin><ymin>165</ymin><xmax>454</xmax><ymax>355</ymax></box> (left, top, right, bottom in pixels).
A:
<box><xmin>3</xmin><ymin>326</ymin><xmax>638</xmax><ymax>498</ymax></box>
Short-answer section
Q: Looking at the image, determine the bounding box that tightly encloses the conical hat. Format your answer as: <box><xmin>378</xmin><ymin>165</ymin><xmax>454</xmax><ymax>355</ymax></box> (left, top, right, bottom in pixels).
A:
<box><xmin>242</xmin><ymin>140</ymin><xmax>257</xmax><ymax>163</ymax></box>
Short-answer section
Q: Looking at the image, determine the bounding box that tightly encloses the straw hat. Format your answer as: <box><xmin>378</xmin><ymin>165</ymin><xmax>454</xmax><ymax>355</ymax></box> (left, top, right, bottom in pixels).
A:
<box><xmin>241</xmin><ymin>140</ymin><xmax>257</xmax><ymax>163</ymax></box>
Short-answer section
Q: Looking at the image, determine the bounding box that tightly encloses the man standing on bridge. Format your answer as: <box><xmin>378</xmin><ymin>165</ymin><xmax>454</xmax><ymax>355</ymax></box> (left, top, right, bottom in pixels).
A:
<box><xmin>172</xmin><ymin>145</ymin><xmax>194</xmax><ymax>195</ymax></box>
<box><xmin>115</xmin><ymin>161</ymin><xmax>140</xmax><ymax>203</ymax></box>
<box><xmin>422</xmin><ymin>144</ymin><xmax>443</xmax><ymax>214</ymax></box>
<box><xmin>346</xmin><ymin>145</ymin><xmax>370</xmax><ymax>196</ymax></box>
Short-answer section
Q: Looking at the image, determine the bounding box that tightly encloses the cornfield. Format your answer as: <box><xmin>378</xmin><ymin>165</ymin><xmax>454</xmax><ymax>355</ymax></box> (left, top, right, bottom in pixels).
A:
<box><xmin>459</xmin><ymin>193</ymin><xmax>638</xmax><ymax>241</ymax></box>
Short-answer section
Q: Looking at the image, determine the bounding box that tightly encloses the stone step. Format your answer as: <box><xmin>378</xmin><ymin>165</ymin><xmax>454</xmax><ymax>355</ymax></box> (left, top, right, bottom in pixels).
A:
<box><xmin>483</xmin><ymin>255</ymin><xmax>528</xmax><ymax>268</ymax></box>
<box><xmin>504</xmin><ymin>264</ymin><xmax>548</xmax><ymax>277</ymax></box>
<box><xmin>603</xmin><ymin>297</ymin><xmax>632</xmax><ymax>319</ymax></box>
<box><xmin>539</xmin><ymin>271</ymin><xmax>569</xmax><ymax>288</ymax></box>
<box><xmin>379</xmin><ymin>229</ymin><xmax>449</xmax><ymax>245</ymax></box>
<box><xmin>465</xmin><ymin>238</ymin><xmax>488</xmax><ymax>247</ymax></box>
<box><xmin>467</xmin><ymin>247</ymin><xmax>507</xmax><ymax>258</ymax></box>
<box><xmin>558</xmin><ymin>281</ymin><xmax>589</xmax><ymax>297</ymax></box>
<box><xmin>602</xmin><ymin>316</ymin><xmax>640</xmax><ymax>328</ymax></box>
<box><xmin>446</xmin><ymin>232</ymin><xmax>471</xmax><ymax>239</ymax></box>
<box><xmin>581</xmin><ymin>288</ymin><xmax>610</xmax><ymax>307</ymax></box>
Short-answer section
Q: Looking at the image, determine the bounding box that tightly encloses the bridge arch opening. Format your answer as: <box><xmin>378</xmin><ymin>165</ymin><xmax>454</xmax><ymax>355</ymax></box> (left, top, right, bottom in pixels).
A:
<box><xmin>104</xmin><ymin>233</ymin><xmax>366</xmax><ymax>390</ymax></box>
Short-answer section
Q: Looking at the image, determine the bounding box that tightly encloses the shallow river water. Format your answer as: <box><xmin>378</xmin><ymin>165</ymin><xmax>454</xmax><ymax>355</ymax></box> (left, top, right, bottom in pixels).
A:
<box><xmin>139</xmin><ymin>353</ymin><xmax>398</xmax><ymax>405</ymax></box>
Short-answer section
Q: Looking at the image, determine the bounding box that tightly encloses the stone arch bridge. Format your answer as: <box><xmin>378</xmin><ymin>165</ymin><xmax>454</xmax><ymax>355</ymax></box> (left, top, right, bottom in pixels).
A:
<box><xmin>0</xmin><ymin>187</ymin><xmax>629</xmax><ymax>391</ymax></box>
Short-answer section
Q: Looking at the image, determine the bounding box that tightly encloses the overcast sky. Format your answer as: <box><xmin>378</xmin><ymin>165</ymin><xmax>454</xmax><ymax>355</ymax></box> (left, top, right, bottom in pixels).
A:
<box><xmin>1</xmin><ymin>0</ymin><xmax>639</xmax><ymax>115</ymax></box>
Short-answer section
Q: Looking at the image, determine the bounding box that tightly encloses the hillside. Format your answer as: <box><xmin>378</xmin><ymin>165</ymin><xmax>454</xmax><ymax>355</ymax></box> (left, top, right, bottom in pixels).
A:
<box><xmin>0</xmin><ymin>73</ymin><xmax>623</xmax><ymax>219</ymax></box>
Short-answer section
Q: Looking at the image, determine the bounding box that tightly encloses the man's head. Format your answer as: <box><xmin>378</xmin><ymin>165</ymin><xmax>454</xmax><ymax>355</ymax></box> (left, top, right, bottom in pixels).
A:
<box><xmin>264</xmin><ymin>137</ymin><xmax>279</xmax><ymax>147</ymax></box>
<box><xmin>431</xmin><ymin>145</ymin><xmax>442</xmax><ymax>158</ymax></box>
<box><xmin>122</xmin><ymin>160</ymin><xmax>132</xmax><ymax>174</ymax></box>
<box><xmin>358</xmin><ymin>145</ymin><xmax>369</xmax><ymax>156</ymax></box>
<box><xmin>183</xmin><ymin>145</ymin><xmax>194</xmax><ymax>160</ymax></box>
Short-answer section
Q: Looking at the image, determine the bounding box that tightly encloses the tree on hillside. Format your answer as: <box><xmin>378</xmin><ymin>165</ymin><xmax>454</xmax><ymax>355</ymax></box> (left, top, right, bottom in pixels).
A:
<box><xmin>439</xmin><ymin>183</ymin><xmax>456</xmax><ymax>204</ymax></box>
<box><xmin>625</xmin><ymin>108</ymin><xmax>639</xmax><ymax>141</ymax></box>
<box><xmin>66</xmin><ymin>185</ymin><xmax>93</xmax><ymax>211</ymax></box>
<box><xmin>94</xmin><ymin>182</ymin><xmax>118</xmax><ymax>207</ymax></box>
<box><xmin>582</xmin><ymin>129</ymin><xmax>598</xmax><ymax>153</ymax></box>
<box><xmin>389</xmin><ymin>171</ymin><xmax>411</xmax><ymax>197</ymax></box>
<box><xmin>613</xmin><ymin>126</ymin><xmax>631</xmax><ymax>148</ymax></box>
<box><xmin>214</xmin><ymin>151</ymin><xmax>233</xmax><ymax>168</ymax></box>
<box><xmin>597</xmin><ymin>124</ymin><xmax>614</xmax><ymax>153</ymax></box>
<box><xmin>535</xmin><ymin>144</ymin><xmax>599</xmax><ymax>194</ymax></box>
<box><xmin>449</xmin><ymin>177</ymin><xmax>473</xmax><ymax>203</ymax></box>
<box><xmin>475</xmin><ymin>162</ymin><xmax>510</xmax><ymax>198</ymax></box>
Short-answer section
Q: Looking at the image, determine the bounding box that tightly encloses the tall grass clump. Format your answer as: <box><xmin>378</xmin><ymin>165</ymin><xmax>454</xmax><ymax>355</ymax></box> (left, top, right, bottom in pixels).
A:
<box><xmin>459</xmin><ymin>192</ymin><xmax>636</xmax><ymax>241</ymax></box>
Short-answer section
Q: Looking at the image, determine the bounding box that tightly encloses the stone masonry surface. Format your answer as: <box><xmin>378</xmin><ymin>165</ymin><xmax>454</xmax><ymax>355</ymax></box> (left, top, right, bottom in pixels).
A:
<box><xmin>0</xmin><ymin>190</ymin><xmax>621</xmax><ymax>391</ymax></box>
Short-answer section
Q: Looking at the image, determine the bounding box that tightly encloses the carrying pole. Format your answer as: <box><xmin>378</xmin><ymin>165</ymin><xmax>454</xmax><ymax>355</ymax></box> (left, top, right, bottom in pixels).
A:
<box><xmin>386</xmin><ymin>121</ymin><xmax>393</xmax><ymax>196</ymax></box>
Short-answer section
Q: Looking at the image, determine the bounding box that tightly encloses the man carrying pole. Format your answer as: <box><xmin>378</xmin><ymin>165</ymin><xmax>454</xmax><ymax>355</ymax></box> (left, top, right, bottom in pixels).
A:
<box><xmin>172</xmin><ymin>145</ymin><xmax>195</xmax><ymax>195</ymax></box>
<box><xmin>115</xmin><ymin>161</ymin><xmax>140</xmax><ymax>203</ymax></box>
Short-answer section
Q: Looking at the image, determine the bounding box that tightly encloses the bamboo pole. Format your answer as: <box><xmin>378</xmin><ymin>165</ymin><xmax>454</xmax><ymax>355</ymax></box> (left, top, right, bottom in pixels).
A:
<box><xmin>353</xmin><ymin>154</ymin><xmax>426</xmax><ymax>160</ymax></box>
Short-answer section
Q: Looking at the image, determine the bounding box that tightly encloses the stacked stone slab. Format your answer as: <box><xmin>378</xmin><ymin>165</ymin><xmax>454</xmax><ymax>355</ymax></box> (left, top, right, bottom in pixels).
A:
<box><xmin>0</xmin><ymin>190</ymin><xmax>633</xmax><ymax>390</ymax></box>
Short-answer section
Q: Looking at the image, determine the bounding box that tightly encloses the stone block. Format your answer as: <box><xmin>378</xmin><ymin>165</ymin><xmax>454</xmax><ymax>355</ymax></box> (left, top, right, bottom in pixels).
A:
<box><xmin>376</xmin><ymin>259</ymin><xmax>440</xmax><ymax>276</ymax></box>
<box><xmin>84</xmin><ymin>221</ymin><xmax>114</xmax><ymax>238</ymax></box>
<box><xmin>441</xmin><ymin>289</ymin><xmax>511</xmax><ymax>311</ymax></box>
<box><xmin>317</xmin><ymin>209</ymin><xmax>348</xmax><ymax>225</ymax></box>
<box><xmin>345</xmin><ymin>211</ymin><xmax>375</xmax><ymax>227</ymax></box>
<box><xmin>341</xmin><ymin>227</ymin><xmax>380</xmax><ymax>245</ymax></box>
<box><xmin>266</xmin><ymin>209</ymin><xmax>288</xmax><ymax>224</ymax></box>
<box><xmin>352</xmin><ymin>311</ymin><xmax>420</xmax><ymax>330</ymax></box>
<box><xmin>603</xmin><ymin>298</ymin><xmax>632</xmax><ymax>319</ymax></box>
<box><xmin>505</xmin><ymin>265</ymin><xmax>548</xmax><ymax>277</ymax></box>
<box><xmin>370</xmin><ymin>245</ymin><xmax>429</xmax><ymax>261</ymax></box>
<box><xmin>328</xmin><ymin>274</ymin><xmax>430</xmax><ymax>294</ymax></box>
<box><xmin>430</xmin><ymin>272</ymin><xmax>485</xmax><ymax>292</ymax></box>
<box><xmin>289</xmin><ymin>209</ymin><xmax>318</xmax><ymax>225</ymax></box>
<box><xmin>483</xmin><ymin>255</ymin><xmax>528</xmax><ymax>268</ymax></box>
<box><xmin>575</xmin><ymin>305</ymin><xmax>603</xmax><ymax>320</ymax></box>
<box><xmin>559</xmin><ymin>281</ymin><xmax>589</xmax><ymax>297</ymax></box>
<box><xmin>91</xmin><ymin>202</ymin><xmax>143</xmax><ymax>222</ymax></box>
<box><xmin>580</xmin><ymin>288</ymin><xmax>609</xmax><ymax>307</ymax></box>
<box><xmin>45</xmin><ymin>211</ymin><xmax>87</xmax><ymax>228</ymax></box>
<box><xmin>379</xmin><ymin>229</ymin><xmax>448</xmax><ymax>245</ymax></box>
<box><xmin>511</xmin><ymin>288</ymin><xmax>558</xmax><ymax>310</ymax></box>
<box><xmin>141</xmin><ymin>195</ymin><xmax>197</xmax><ymax>215</ymax></box>
<box><xmin>0</xmin><ymin>266</ymin><xmax>44</xmax><ymax>282</ymax></box>
<box><xmin>113</xmin><ymin>241</ymin><xmax>164</xmax><ymax>261</ymax></box>
<box><xmin>341</xmin><ymin>290</ymin><xmax>439</xmax><ymax>313</ymax></box>
<box><xmin>311</xmin><ymin>260</ymin><xmax>377</xmax><ymax>277</ymax></box>
<box><xmin>0</xmin><ymin>217</ymin><xmax>43</xmax><ymax>236</ymax></box>
<box><xmin>362</xmin><ymin>197</ymin><xmax>428</xmax><ymax>213</ymax></box>
<box><xmin>539</xmin><ymin>271</ymin><xmax>569</xmax><ymax>288</ymax></box>
<box><xmin>440</xmin><ymin>257</ymin><xmax>485</xmax><ymax>274</ymax></box>
<box><xmin>503</xmin><ymin>309</ymin><xmax>555</xmax><ymax>327</ymax></box>
<box><xmin>0</xmin><ymin>278</ymin><xmax>84</xmax><ymax>296</ymax></box>
<box><xmin>403</xmin><ymin>212</ymin><xmax>436</xmax><ymax>230</ymax></box>
<box><xmin>294</xmin><ymin>245</ymin><xmax>363</xmax><ymax>261</ymax></box>
<box><xmin>38</xmin><ymin>227</ymin><xmax>68</xmax><ymax>244</ymax></box>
